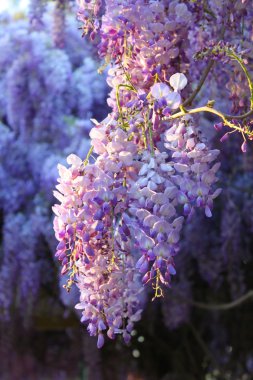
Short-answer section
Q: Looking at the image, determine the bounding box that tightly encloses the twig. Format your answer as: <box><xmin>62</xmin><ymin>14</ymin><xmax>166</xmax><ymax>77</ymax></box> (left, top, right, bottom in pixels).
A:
<box><xmin>182</xmin><ymin>25</ymin><xmax>226</xmax><ymax>108</ymax></box>
<box><xmin>224</xmin><ymin>109</ymin><xmax>253</xmax><ymax>120</ymax></box>
<box><xmin>189</xmin><ymin>290</ymin><xmax>253</xmax><ymax>311</ymax></box>
<box><xmin>182</xmin><ymin>60</ymin><xmax>215</xmax><ymax>107</ymax></box>
<box><xmin>167</xmin><ymin>106</ymin><xmax>253</xmax><ymax>137</ymax></box>
<box><xmin>188</xmin><ymin>322</ymin><xmax>220</xmax><ymax>369</ymax></box>
<box><xmin>172</xmin><ymin>289</ymin><xmax>253</xmax><ymax>311</ymax></box>
<box><xmin>167</xmin><ymin>106</ymin><xmax>252</xmax><ymax>136</ymax></box>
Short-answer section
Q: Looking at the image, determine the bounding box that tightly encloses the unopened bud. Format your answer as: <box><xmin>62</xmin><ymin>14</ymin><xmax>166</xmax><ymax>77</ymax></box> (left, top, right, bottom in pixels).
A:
<box><xmin>214</xmin><ymin>122</ymin><xmax>223</xmax><ymax>131</ymax></box>
<box><xmin>241</xmin><ymin>141</ymin><xmax>247</xmax><ymax>153</ymax></box>
<box><xmin>220</xmin><ymin>132</ymin><xmax>229</xmax><ymax>142</ymax></box>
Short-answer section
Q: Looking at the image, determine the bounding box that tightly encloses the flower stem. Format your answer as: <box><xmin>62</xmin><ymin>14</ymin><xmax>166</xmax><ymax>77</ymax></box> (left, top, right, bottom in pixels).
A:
<box><xmin>152</xmin><ymin>269</ymin><xmax>163</xmax><ymax>301</ymax></box>
<box><xmin>83</xmin><ymin>145</ymin><xmax>94</xmax><ymax>166</ymax></box>
<box><xmin>227</xmin><ymin>51</ymin><xmax>253</xmax><ymax>110</ymax></box>
<box><xmin>116</xmin><ymin>83</ymin><xmax>136</xmax><ymax>130</ymax></box>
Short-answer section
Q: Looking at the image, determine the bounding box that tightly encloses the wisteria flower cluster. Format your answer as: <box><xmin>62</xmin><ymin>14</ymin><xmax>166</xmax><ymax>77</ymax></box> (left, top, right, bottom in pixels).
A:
<box><xmin>52</xmin><ymin>0</ymin><xmax>253</xmax><ymax>348</ymax></box>
<box><xmin>51</xmin><ymin>0</ymin><xmax>253</xmax><ymax>347</ymax></box>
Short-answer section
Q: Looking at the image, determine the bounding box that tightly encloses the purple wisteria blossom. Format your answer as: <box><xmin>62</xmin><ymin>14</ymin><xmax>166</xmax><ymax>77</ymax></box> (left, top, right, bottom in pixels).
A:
<box><xmin>52</xmin><ymin>0</ymin><xmax>253</xmax><ymax>350</ymax></box>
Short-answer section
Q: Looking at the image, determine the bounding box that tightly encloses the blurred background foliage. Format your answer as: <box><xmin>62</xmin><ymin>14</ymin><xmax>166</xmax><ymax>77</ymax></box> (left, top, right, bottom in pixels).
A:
<box><xmin>0</xmin><ymin>1</ymin><xmax>253</xmax><ymax>380</ymax></box>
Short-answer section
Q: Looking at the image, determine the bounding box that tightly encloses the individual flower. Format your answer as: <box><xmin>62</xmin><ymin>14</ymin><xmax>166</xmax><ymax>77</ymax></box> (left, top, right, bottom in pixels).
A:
<box><xmin>169</xmin><ymin>73</ymin><xmax>188</xmax><ymax>92</ymax></box>
<box><xmin>150</xmin><ymin>82</ymin><xmax>181</xmax><ymax>110</ymax></box>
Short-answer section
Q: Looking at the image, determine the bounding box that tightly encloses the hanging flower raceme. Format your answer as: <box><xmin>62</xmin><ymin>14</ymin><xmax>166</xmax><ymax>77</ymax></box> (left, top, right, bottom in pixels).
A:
<box><xmin>75</xmin><ymin>254</ymin><xmax>143</xmax><ymax>348</ymax></box>
<box><xmin>164</xmin><ymin>116</ymin><xmax>222</xmax><ymax>218</ymax></box>
<box><xmin>53</xmin><ymin>115</ymin><xmax>145</xmax><ymax>346</ymax></box>
<box><xmin>124</xmin><ymin>115</ymin><xmax>221</xmax><ymax>295</ymax></box>
<box><xmin>53</xmin><ymin>72</ymin><xmax>222</xmax><ymax>347</ymax></box>
<box><xmin>127</xmin><ymin>150</ymin><xmax>183</xmax><ymax>297</ymax></box>
<box><xmin>51</xmin><ymin>0</ymin><xmax>238</xmax><ymax>348</ymax></box>
<box><xmin>53</xmin><ymin>104</ymin><xmax>221</xmax><ymax>346</ymax></box>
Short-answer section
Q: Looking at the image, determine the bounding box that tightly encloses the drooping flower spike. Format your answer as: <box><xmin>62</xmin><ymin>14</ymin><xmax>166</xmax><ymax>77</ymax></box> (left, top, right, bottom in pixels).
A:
<box><xmin>53</xmin><ymin>0</ymin><xmax>253</xmax><ymax>347</ymax></box>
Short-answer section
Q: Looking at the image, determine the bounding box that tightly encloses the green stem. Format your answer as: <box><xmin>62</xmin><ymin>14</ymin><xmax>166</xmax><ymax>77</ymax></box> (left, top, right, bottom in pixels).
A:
<box><xmin>115</xmin><ymin>83</ymin><xmax>136</xmax><ymax>130</ymax></box>
<box><xmin>227</xmin><ymin>51</ymin><xmax>253</xmax><ymax>110</ymax></box>
<box><xmin>121</xmin><ymin>65</ymin><xmax>137</xmax><ymax>92</ymax></box>
<box><xmin>147</xmin><ymin>115</ymin><xmax>155</xmax><ymax>156</ymax></box>
<box><xmin>141</xmin><ymin>123</ymin><xmax>148</xmax><ymax>149</ymax></box>
<box><xmin>83</xmin><ymin>145</ymin><xmax>94</xmax><ymax>166</ymax></box>
<box><xmin>108</xmin><ymin>210</ymin><xmax>116</xmax><ymax>271</ymax></box>
<box><xmin>148</xmin><ymin>124</ymin><xmax>154</xmax><ymax>156</ymax></box>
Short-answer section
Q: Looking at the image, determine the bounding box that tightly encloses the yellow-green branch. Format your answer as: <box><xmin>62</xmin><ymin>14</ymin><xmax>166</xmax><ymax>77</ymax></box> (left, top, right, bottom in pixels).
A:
<box><xmin>167</xmin><ymin>106</ymin><xmax>253</xmax><ymax>138</ymax></box>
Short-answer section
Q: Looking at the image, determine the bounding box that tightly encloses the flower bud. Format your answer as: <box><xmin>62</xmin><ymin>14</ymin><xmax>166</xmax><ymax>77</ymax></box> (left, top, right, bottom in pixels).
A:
<box><xmin>241</xmin><ymin>141</ymin><xmax>247</xmax><ymax>153</ymax></box>
<box><xmin>214</xmin><ymin>122</ymin><xmax>223</xmax><ymax>131</ymax></box>
<box><xmin>220</xmin><ymin>132</ymin><xmax>229</xmax><ymax>142</ymax></box>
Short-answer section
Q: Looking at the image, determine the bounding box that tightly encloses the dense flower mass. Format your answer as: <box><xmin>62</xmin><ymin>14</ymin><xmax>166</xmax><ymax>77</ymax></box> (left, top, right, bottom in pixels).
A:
<box><xmin>54</xmin><ymin>103</ymin><xmax>221</xmax><ymax>348</ymax></box>
<box><xmin>53</xmin><ymin>149</ymin><xmax>144</xmax><ymax>343</ymax></box>
<box><xmin>54</xmin><ymin>0</ymin><xmax>253</xmax><ymax>348</ymax></box>
<box><xmin>54</xmin><ymin>0</ymin><xmax>253</xmax><ymax>347</ymax></box>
